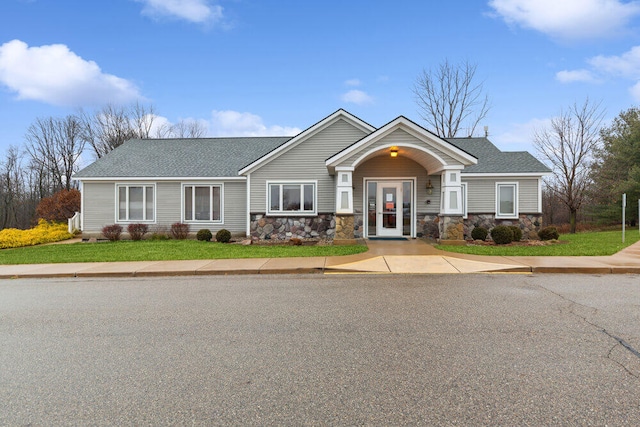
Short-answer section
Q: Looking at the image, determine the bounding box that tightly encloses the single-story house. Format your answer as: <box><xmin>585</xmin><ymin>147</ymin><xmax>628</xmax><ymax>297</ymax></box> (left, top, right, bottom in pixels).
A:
<box><xmin>73</xmin><ymin>109</ymin><xmax>551</xmax><ymax>241</ymax></box>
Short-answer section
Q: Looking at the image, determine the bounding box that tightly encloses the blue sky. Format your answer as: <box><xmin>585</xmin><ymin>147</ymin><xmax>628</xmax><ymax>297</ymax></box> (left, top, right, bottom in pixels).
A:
<box><xmin>1</xmin><ymin>0</ymin><xmax>640</xmax><ymax>157</ymax></box>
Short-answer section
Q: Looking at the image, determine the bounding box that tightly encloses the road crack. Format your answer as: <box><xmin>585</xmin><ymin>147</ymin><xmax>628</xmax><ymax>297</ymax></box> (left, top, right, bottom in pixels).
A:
<box><xmin>532</xmin><ymin>281</ymin><xmax>640</xmax><ymax>377</ymax></box>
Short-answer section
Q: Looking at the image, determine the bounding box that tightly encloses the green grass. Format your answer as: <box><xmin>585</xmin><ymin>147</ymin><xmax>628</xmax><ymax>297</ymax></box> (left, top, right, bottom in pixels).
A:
<box><xmin>436</xmin><ymin>230</ymin><xmax>640</xmax><ymax>256</ymax></box>
<box><xmin>0</xmin><ymin>240</ymin><xmax>368</xmax><ymax>265</ymax></box>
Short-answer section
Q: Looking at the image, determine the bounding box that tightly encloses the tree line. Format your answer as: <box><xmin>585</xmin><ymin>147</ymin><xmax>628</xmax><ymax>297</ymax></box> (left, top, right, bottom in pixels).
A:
<box><xmin>0</xmin><ymin>103</ymin><xmax>206</xmax><ymax>229</ymax></box>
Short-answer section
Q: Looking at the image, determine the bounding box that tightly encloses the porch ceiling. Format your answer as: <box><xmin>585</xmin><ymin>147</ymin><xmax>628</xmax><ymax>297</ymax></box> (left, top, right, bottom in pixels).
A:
<box><xmin>351</xmin><ymin>144</ymin><xmax>453</xmax><ymax>174</ymax></box>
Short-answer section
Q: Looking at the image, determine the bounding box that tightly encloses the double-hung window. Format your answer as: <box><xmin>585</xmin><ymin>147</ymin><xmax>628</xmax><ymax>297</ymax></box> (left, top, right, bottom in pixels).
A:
<box><xmin>117</xmin><ymin>184</ymin><xmax>155</xmax><ymax>222</ymax></box>
<box><xmin>268</xmin><ymin>182</ymin><xmax>316</xmax><ymax>215</ymax></box>
<box><xmin>184</xmin><ymin>184</ymin><xmax>222</xmax><ymax>222</ymax></box>
<box><xmin>496</xmin><ymin>183</ymin><xmax>518</xmax><ymax>218</ymax></box>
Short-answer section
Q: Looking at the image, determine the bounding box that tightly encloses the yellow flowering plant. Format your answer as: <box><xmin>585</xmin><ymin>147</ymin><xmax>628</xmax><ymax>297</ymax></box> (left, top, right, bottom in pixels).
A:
<box><xmin>0</xmin><ymin>219</ymin><xmax>73</xmax><ymax>249</ymax></box>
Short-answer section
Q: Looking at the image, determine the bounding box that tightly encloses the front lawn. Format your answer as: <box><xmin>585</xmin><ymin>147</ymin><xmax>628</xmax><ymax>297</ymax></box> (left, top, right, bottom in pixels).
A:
<box><xmin>435</xmin><ymin>230</ymin><xmax>640</xmax><ymax>256</ymax></box>
<box><xmin>0</xmin><ymin>240</ymin><xmax>368</xmax><ymax>265</ymax></box>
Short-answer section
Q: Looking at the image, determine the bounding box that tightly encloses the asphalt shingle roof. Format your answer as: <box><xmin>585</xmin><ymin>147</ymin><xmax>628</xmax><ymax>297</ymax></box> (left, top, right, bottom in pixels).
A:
<box><xmin>74</xmin><ymin>137</ymin><xmax>291</xmax><ymax>178</ymax></box>
<box><xmin>446</xmin><ymin>137</ymin><xmax>551</xmax><ymax>174</ymax></box>
<box><xmin>75</xmin><ymin>135</ymin><xmax>550</xmax><ymax>179</ymax></box>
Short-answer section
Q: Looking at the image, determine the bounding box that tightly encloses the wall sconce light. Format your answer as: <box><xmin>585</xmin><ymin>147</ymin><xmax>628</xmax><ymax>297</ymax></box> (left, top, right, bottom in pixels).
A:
<box><xmin>426</xmin><ymin>179</ymin><xmax>434</xmax><ymax>195</ymax></box>
<box><xmin>390</xmin><ymin>148</ymin><xmax>398</xmax><ymax>158</ymax></box>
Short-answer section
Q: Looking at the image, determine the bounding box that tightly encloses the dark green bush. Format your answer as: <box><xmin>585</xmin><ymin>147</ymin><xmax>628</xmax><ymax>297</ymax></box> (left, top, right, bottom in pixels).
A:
<box><xmin>471</xmin><ymin>226</ymin><xmax>488</xmax><ymax>241</ymax></box>
<box><xmin>538</xmin><ymin>226</ymin><xmax>559</xmax><ymax>241</ymax></box>
<box><xmin>127</xmin><ymin>223</ymin><xmax>149</xmax><ymax>241</ymax></box>
<box><xmin>196</xmin><ymin>229</ymin><xmax>213</xmax><ymax>242</ymax></box>
<box><xmin>170</xmin><ymin>222</ymin><xmax>189</xmax><ymax>239</ymax></box>
<box><xmin>215</xmin><ymin>228</ymin><xmax>231</xmax><ymax>243</ymax></box>
<box><xmin>491</xmin><ymin>225</ymin><xmax>514</xmax><ymax>245</ymax></box>
<box><xmin>102</xmin><ymin>224</ymin><xmax>123</xmax><ymax>242</ymax></box>
<box><xmin>508</xmin><ymin>225</ymin><xmax>523</xmax><ymax>242</ymax></box>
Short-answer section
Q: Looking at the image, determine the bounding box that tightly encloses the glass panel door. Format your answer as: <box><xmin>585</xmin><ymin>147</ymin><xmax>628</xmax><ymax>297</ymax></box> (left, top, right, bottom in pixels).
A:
<box><xmin>376</xmin><ymin>182</ymin><xmax>403</xmax><ymax>237</ymax></box>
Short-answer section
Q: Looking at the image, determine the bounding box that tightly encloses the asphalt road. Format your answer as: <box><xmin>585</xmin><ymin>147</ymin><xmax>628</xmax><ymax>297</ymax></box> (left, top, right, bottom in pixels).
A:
<box><xmin>1</xmin><ymin>274</ymin><xmax>639</xmax><ymax>425</ymax></box>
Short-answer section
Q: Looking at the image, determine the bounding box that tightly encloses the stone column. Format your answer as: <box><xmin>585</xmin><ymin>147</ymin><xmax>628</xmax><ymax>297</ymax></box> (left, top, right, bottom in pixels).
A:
<box><xmin>334</xmin><ymin>214</ymin><xmax>356</xmax><ymax>245</ymax></box>
<box><xmin>439</xmin><ymin>215</ymin><xmax>465</xmax><ymax>244</ymax></box>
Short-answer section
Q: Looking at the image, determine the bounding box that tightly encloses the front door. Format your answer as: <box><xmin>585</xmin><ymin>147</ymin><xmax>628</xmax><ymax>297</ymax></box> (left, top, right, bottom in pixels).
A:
<box><xmin>376</xmin><ymin>182</ymin><xmax>403</xmax><ymax>237</ymax></box>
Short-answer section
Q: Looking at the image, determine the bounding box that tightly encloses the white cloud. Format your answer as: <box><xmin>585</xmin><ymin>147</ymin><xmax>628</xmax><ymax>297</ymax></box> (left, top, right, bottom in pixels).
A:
<box><xmin>345</xmin><ymin>79</ymin><xmax>361</xmax><ymax>87</ymax></box>
<box><xmin>588</xmin><ymin>45</ymin><xmax>640</xmax><ymax>78</ymax></box>
<box><xmin>209</xmin><ymin>110</ymin><xmax>300</xmax><ymax>136</ymax></box>
<box><xmin>555</xmin><ymin>69</ymin><xmax>598</xmax><ymax>83</ymax></box>
<box><xmin>488</xmin><ymin>0</ymin><xmax>640</xmax><ymax>40</ymax></box>
<box><xmin>0</xmin><ymin>39</ymin><xmax>141</xmax><ymax>107</ymax></box>
<box><xmin>559</xmin><ymin>45</ymin><xmax>640</xmax><ymax>100</ymax></box>
<box><xmin>341</xmin><ymin>89</ymin><xmax>374</xmax><ymax>105</ymax></box>
<box><xmin>135</xmin><ymin>0</ymin><xmax>224</xmax><ymax>24</ymax></box>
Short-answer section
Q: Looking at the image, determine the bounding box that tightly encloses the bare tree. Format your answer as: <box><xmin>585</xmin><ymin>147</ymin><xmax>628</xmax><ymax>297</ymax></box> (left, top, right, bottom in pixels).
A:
<box><xmin>81</xmin><ymin>102</ymin><xmax>156</xmax><ymax>158</ymax></box>
<box><xmin>413</xmin><ymin>59</ymin><xmax>490</xmax><ymax>138</ymax></box>
<box><xmin>24</xmin><ymin>115</ymin><xmax>85</xmax><ymax>193</ymax></box>
<box><xmin>533</xmin><ymin>99</ymin><xmax>605</xmax><ymax>233</ymax></box>
<box><xmin>154</xmin><ymin>119</ymin><xmax>208</xmax><ymax>138</ymax></box>
<box><xmin>0</xmin><ymin>146</ymin><xmax>25</xmax><ymax>228</ymax></box>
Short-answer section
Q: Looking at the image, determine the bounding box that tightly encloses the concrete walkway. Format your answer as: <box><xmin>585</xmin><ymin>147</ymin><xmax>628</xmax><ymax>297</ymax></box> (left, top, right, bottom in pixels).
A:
<box><xmin>2</xmin><ymin>238</ymin><xmax>640</xmax><ymax>279</ymax></box>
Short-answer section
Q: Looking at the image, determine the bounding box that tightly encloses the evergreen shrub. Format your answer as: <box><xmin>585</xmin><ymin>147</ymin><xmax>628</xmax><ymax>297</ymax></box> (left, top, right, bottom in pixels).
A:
<box><xmin>471</xmin><ymin>226</ymin><xmax>488</xmax><ymax>241</ymax></box>
<box><xmin>508</xmin><ymin>225</ymin><xmax>523</xmax><ymax>241</ymax></box>
<box><xmin>538</xmin><ymin>226</ymin><xmax>560</xmax><ymax>241</ymax></box>
<box><xmin>491</xmin><ymin>225</ymin><xmax>514</xmax><ymax>245</ymax></box>
<box><xmin>215</xmin><ymin>229</ymin><xmax>231</xmax><ymax>243</ymax></box>
<box><xmin>196</xmin><ymin>229</ymin><xmax>213</xmax><ymax>242</ymax></box>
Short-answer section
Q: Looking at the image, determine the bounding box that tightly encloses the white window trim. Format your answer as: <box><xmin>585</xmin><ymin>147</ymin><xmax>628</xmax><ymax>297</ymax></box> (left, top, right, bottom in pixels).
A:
<box><xmin>115</xmin><ymin>183</ymin><xmax>157</xmax><ymax>223</ymax></box>
<box><xmin>266</xmin><ymin>180</ymin><xmax>318</xmax><ymax>216</ymax></box>
<box><xmin>496</xmin><ymin>182</ymin><xmax>518</xmax><ymax>219</ymax></box>
<box><xmin>461</xmin><ymin>182</ymin><xmax>468</xmax><ymax>219</ymax></box>
<box><xmin>181</xmin><ymin>183</ymin><xmax>224</xmax><ymax>224</ymax></box>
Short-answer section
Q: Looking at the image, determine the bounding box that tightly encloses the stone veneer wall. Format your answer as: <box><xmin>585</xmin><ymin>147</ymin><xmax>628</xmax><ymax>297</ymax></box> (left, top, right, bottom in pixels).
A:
<box><xmin>353</xmin><ymin>211</ymin><xmax>364</xmax><ymax>239</ymax></box>
<box><xmin>335</xmin><ymin>215</ymin><xmax>355</xmax><ymax>239</ymax></box>
<box><xmin>418</xmin><ymin>213</ymin><xmax>544</xmax><ymax>241</ymax></box>
<box><xmin>250</xmin><ymin>214</ymin><xmax>335</xmax><ymax>240</ymax></box>
<box><xmin>465</xmin><ymin>214</ymin><xmax>543</xmax><ymax>241</ymax></box>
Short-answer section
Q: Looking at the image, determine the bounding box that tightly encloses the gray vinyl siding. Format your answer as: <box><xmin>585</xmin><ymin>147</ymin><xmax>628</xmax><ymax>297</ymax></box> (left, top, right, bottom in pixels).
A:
<box><xmin>463</xmin><ymin>177</ymin><xmax>540</xmax><ymax>214</ymax></box>
<box><xmin>81</xmin><ymin>180</ymin><xmax>247</xmax><ymax>234</ymax></box>
<box><xmin>250</xmin><ymin>118</ymin><xmax>369</xmax><ymax>212</ymax></box>
<box><xmin>352</xmin><ymin>156</ymin><xmax>441</xmax><ymax>214</ymax></box>
<box><xmin>221</xmin><ymin>181</ymin><xmax>247</xmax><ymax>232</ymax></box>
<box><xmin>340</xmin><ymin>128</ymin><xmax>458</xmax><ymax>167</ymax></box>
<box><xmin>519</xmin><ymin>179</ymin><xmax>539</xmax><ymax>212</ymax></box>
<box><xmin>82</xmin><ymin>182</ymin><xmax>116</xmax><ymax>231</ymax></box>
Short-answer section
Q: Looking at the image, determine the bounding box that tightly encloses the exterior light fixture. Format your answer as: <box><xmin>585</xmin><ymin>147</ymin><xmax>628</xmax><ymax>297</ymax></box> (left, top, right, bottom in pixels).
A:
<box><xmin>390</xmin><ymin>148</ymin><xmax>398</xmax><ymax>158</ymax></box>
<box><xmin>426</xmin><ymin>179</ymin><xmax>434</xmax><ymax>195</ymax></box>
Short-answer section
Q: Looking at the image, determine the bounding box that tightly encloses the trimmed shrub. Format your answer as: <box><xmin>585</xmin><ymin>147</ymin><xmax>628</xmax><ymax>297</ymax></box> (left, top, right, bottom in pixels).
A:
<box><xmin>127</xmin><ymin>223</ymin><xmax>149</xmax><ymax>241</ymax></box>
<box><xmin>491</xmin><ymin>225</ymin><xmax>514</xmax><ymax>245</ymax></box>
<box><xmin>508</xmin><ymin>225</ymin><xmax>523</xmax><ymax>242</ymax></box>
<box><xmin>102</xmin><ymin>224</ymin><xmax>123</xmax><ymax>242</ymax></box>
<box><xmin>215</xmin><ymin>228</ymin><xmax>232</xmax><ymax>243</ymax></box>
<box><xmin>170</xmin><ymin>222</ymin><xmax>190</xmax><ymax>240</ymax></box>
<box><xmin>538</xmin><ymin>226</ymin><xmax>559</xmax><ymax>241</ymax></box>
<box><xmin>196</xmin><ymin>229</ymin><xmax>213</xmax><ymax>242</ymax></box>
<box><xmin>471</xmin><ymin>226</ymin><xmax>488</xmax><ymax>241</ymax></box>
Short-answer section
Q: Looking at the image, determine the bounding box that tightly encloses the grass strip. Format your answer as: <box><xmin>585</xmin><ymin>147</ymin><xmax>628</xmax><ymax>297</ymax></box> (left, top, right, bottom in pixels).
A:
<box><xmin>0</xmin><ymin>240</ymin><xmax>368</xmax><ymax>265</ymax></box>
<box><xmin>435</xmin><ymin>230</ymin><xmax>640</xmax><ymax>256</ymax></box>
